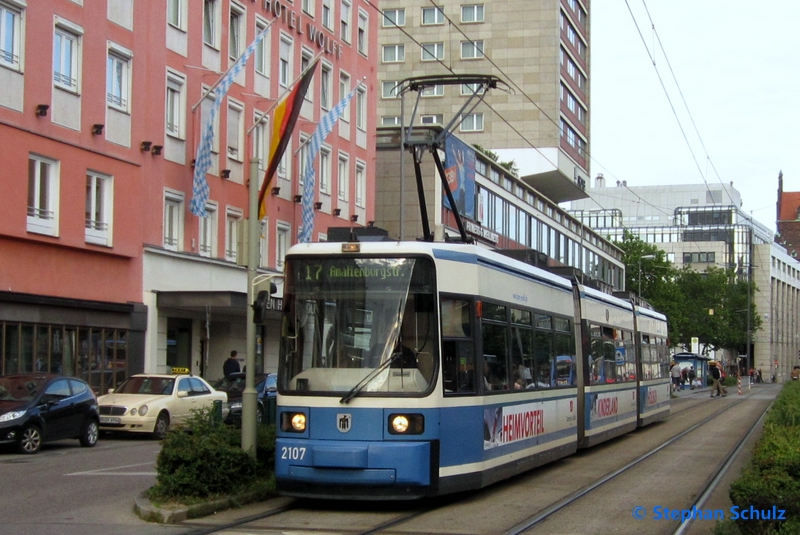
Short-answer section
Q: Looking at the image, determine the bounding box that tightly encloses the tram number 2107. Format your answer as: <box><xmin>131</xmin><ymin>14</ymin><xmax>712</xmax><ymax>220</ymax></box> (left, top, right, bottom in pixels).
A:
<box><xmin>280</xmin><ymin>446</ymin><xmax>307</xmax><ymax>460</ymax></box>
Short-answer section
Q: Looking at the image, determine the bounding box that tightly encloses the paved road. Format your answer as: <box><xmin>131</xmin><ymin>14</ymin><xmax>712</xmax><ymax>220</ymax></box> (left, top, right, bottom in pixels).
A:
<box><xmin>0</xmin><ymin>434</ymin><xmax>188</xmax><ymax>535</ymax></box>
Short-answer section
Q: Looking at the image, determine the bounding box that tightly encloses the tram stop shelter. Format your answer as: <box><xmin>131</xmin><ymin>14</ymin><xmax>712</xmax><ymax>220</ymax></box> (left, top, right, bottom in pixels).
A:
<box><xmin>672</xmin><ymin>352</ymin><xmax>712</xmax><ymax>387</ymax></box>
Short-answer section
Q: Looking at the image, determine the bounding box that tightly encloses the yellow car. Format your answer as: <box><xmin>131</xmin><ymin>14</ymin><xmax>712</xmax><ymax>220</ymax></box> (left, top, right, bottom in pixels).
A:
<box><xmin>97</xmin><ymin>371</ymin><xmax>227</xmax><ymax>439</ymax></box>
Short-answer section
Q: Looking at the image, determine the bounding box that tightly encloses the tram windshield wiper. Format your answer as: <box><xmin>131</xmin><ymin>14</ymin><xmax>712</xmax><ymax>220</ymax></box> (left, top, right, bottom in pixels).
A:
<box><xmin>340</xmin><ymin>352</ymin><xmax>402</xmax><ymax>404</ymax></box>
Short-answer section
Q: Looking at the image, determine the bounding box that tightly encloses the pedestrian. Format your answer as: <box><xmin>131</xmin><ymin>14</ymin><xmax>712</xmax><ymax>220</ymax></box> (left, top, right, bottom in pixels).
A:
<box><xmin>791</xmin><ymin>366</ymin><xmax>800</xmax><ymax>381</ymax></box>
<box><xmin>708</xmin><ymin>360</ymin><xmax>727</xmax><ymax>397</ymax></box>
<box><xmin>224</xmin><ymin>350</ymin><xmax>241</xmax><ymax>379</ymax></box>
<box><xmin>670</xmin><ymin>361</ymin><xmax>682</xmax><ymax>392</ymax></box>
<box><xmin>688</xmin><ymin>366</ymin><xmax>696</xmax><ymax>389</ymax></box>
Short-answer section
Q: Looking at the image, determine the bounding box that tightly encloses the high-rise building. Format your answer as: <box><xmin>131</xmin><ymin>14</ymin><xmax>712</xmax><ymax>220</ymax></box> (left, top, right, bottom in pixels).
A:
<box><xmin>0</xmin><ymin>0</ymin><xmax>378</xmax><ymax>386</ymax></box>
<box><xmin>376</xmin><ymin>0</ymin><xmax>590</xmax><ymax>193</ymax></box>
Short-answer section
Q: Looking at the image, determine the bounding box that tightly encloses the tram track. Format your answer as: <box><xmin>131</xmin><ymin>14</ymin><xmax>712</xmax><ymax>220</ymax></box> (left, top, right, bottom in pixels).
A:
<box><xmin>179</xmin><ymin>386</ymin><xmax>774</xmax><ymax>535</ymax></box>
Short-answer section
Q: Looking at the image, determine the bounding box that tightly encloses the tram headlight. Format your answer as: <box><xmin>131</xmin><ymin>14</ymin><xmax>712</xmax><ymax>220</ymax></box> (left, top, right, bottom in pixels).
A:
<box><xmin>388</xmin><ymin>413</ymin><xmax>424</xmax><ymax>435</ymax></box>
<box><xmin>280</xmin><ymin>411</ymin><xmax>307</xmax><ymax>433</ymax></box>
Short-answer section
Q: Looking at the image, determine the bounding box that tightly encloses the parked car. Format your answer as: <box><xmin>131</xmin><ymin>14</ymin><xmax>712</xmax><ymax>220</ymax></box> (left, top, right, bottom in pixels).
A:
<box><xmin>0</xmin><ymin>373</ymin><xmax>100</xmax><ymax>454</ymax></box>
<box><xmin>97</xmin><ymin>371</ymin><xmax>227</xmax><ymax>439</ymax></box>
<box><xmin>213</xmin><ymin>372</ymin><xmax>276</xmax><ymax>425</ymax></box>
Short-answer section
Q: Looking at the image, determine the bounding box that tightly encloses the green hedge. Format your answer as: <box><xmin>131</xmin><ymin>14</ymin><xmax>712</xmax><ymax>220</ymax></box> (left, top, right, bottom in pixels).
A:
<box><xmin>148</xmin><ymin>407</ymin><xmax>276</xmax><ymax>502</ymax></box>
<box><xmin>721</xmin><ymin>381</ymin><xmax>800</xmax><ymax>534</ymax></box>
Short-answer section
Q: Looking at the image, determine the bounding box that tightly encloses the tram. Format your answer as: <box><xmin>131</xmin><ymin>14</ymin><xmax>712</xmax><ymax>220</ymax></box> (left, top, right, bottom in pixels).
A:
<box><xmin>274</xmin><ymin>240</ymin><xmax>670</xmax><ymax>500</ymax></box>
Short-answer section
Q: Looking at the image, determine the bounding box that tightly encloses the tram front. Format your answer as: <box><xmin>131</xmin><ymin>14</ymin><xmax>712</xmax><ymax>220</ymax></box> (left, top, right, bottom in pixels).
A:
<box><xmin>275</xmin><ymin>243</ymin><xmax>440</xmax><ymax>500</ymax></box>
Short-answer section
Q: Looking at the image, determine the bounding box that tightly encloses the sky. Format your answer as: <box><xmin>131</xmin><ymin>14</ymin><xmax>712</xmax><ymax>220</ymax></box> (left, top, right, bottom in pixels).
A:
<box><xmin>590</xmin><ymin>1</ymin><xmax>800</xmax><ymax>233</ymax></box>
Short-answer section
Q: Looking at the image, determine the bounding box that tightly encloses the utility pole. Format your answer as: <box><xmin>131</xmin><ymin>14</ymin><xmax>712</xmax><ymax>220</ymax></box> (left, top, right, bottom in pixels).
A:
<box><xmin>241</xmin><ymin>157</ymin><xmax>259</xmax><ymax>458</ymax></box>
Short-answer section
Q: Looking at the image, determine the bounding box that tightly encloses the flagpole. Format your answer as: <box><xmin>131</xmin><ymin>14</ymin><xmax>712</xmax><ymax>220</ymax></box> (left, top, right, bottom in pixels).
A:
<box><xmin>246</xmin><ymin>51</ymin><xmax>324</xmax><ymax>136</ymax></box>
<box><xmin>191</xmin><ymin>20</ymin><xmax>276</xmax><ymax>112</ymax></box>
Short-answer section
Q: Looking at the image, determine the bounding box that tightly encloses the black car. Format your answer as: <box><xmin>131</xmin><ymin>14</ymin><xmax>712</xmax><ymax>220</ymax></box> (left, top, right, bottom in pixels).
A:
<box><xmin>213</xmin><ymin>373</ymin><xmax>276</xmax><ymax>425</ymax></box>
<box><xmin>0</xmin><ymin>373</ymin><xmax>100</xmax><ymax>454</ymax></box>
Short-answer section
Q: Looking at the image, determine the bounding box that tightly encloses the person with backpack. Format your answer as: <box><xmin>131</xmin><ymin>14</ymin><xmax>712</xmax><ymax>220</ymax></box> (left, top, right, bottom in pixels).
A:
<box><xmin>688</xmin><ymin>366</ymin><xmax>697</xmax><ymax>389</ymax></box>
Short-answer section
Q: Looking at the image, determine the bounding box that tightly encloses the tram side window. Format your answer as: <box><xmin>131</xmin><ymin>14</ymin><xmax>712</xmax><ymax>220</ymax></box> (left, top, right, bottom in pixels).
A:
<box><xmin>482</xmin><ymin>322</ymin><xmax>509</xmax><ymax>391</ymax></box>
<box><xmin>589</xmin><ymin>325</ymin><xmax>617</xmax><ymax>384</ymax></box>
<box><xmin>622</xmin><ymin>330</ymin><xmax>636</xmax><ymax>382</ymax></box>
<box><xmin>511</xmin><ymin>324</ymin><xmax>534</xmax><ymax>389</ymax></box>
<box><xmin>441</xmin><ymin>297</ymin><xmax>475</xmax><ymax>395</ymax></box>
<box><xmin>554</xmin><ymin>330</ymin><xmax>575</xmax><ymax>386</ymax></box>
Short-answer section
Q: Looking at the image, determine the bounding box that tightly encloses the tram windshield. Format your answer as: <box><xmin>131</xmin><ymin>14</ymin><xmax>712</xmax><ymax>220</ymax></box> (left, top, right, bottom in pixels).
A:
<box><xmin>279</xmin><ymin>256</ymin><xmax>437</xmax><ymax>396</ymax></box>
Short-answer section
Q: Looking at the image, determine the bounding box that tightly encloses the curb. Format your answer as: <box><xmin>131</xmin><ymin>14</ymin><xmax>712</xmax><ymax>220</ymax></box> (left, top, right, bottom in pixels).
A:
<box><xmin>134</xmin><ymin>489</ymin><xmax>272</xmax><ymax>524</ymax></box>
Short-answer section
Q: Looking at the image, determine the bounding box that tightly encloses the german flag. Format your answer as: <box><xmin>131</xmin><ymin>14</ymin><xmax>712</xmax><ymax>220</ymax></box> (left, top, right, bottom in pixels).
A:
<box><xmin>258</xmin><ymin>58</ymin><xmax>320</xmax><ymax>219</ymax></box>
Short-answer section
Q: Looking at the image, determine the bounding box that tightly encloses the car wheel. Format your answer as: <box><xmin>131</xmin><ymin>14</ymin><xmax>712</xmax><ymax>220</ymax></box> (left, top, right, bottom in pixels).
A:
<box><xmin>256</xmin><ymin>406</ymin><xmax>264</xmax><ymax>425</ymax></box>
<box><xmin>153</xmin><ymin>412</ymin><xmax>170</xmax><ymax>440</ymax></box>
<box><xmin>80</xmin><ymin>419</ymin><xmax>99</xmax><ymax>447</ymax></box>
<box><xmin>18</xmin><ymin>425</ymin><xmax>43</xmax><ymax>454</ymax></box>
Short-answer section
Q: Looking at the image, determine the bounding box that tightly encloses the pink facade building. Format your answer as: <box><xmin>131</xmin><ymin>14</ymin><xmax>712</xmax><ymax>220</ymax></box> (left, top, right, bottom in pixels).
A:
<box><xmin>0</xmin><ymin>0</ymin><xmax>378</xmax><ymax>390</ymax></box>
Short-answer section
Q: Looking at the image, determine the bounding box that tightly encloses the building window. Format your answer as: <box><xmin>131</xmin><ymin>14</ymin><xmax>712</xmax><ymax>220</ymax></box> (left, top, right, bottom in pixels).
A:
<box><xmin>382</xmin><ymin>8</ymin><xmax>405</xmax><ymax>27</ymax></box>
<box><xmin>225</xmin><ymin>208</ymin><xmax>242</xmax><ymax>262</ymax></box>
<box><xmin>203</xmin><ymin>0</ymin><xmax>218</xmax><ymax>48</ymax></box>
<box><xmin>322</xmin><ymin>0</ymin><xmax>333</xmax><ymax>29</ymax></box>
<box><xmin>461</xmin><ymin>4</ymin><xmax>484</xmax><ymax>23</ymax></box>
<box><xmin>229</xmin><ymin>3</ymin><xmax>244</xmax><ymax>60</ymax></box>
<box><xmin>320</xmin><ymin>147</ymin><xmax>331</xmax><ymax>194</ymax></box>
<box><xmin>278</xmin><ymin>140</ymin><xmax>290</xmax><ymax>179</ymax></box>
<box><xmin>460</xmin><ymin>112</ymin><xmax>483</xmax><ymax>132</ymax></box>
<box><xmin>320</xmin><ymin>62</ymin><xmax>331</xmax><ymax>110</ymax></box>
<box><xmin>382</xmin><ymin>44</ymin><xmax>405</xmax><ymax>63</ymax></box>
<box><xmin>0</xmin><ymin>2</ymin><xmax>22</xmax><ymax>70</ymax></box>
<box><xmin>420</xmin><ymin>114</ymin><xmax>442</xmax><ymax>125</ymax></box>
<box><xmin>355</xmin><ymin>161</ymin><xmax>365</xmax><ymax>207</ymax></box>
<box><xmin>461</xmin><ymin>82</ymin><xmax>485</xmax><ymax>95</ymax></box>
<box><xmin>276</xmin><ymin>222</ymin><xmax>291</xmax><ymax>269</ymax></box>
<box><xmin>167</xmin><ymin>0</ymin><xmax>183</xmax><ymax>29</ymax></box>
<box><xmin>461</xmin><ymin>40</ymin><xmax>484</xmax><ymax>59</ymax></box>
<box><xmin>227</xmin><ymin>100</ymin><xmax>243</xmax><ymax>161</ymax></box>
<box><xmin>259</xmin><ymin>219</ymin><xmax>269</xmax><ymax>267</ymax></box>
<box><xmin>166</xmin><ymin>70</ymin><xmax>186</xmax><ymax>138</ymax></box>
<box><xmin>339</xmin><ymin>71</ymin><xmax>351</xmax><ymax>122</ymax></box>
<box><xmin>199</xmin><ymin>204</ymin><xmax>217</xmax><ymax>257</ymax></box>
<box><xmin>356</xmin><ymin>87</ymin><xmax>366</xmax><ymax>131</ymax></box>
<box><xmin>27</xmin><ymin>155</ymin><xmax>59</xmax><ymax>236</ymax></box>
<box><xmin>107</xmin><ymin>45</ymin><xmax>131</xmax><ymax>112</ymax></box>
<box><xmin>200</xmin><ymin>90</ymin><xmax>219</xmax><ymax>154</ymax></box>
<box><xmin>255</xmin><ymin>18</ymin><xmax>269</xmax><ymax>75</ymax></box>
<box><xmin>279</xmin><ymin>35</ymin><xmax>292</xmax><ymax>87</ymax></box>
<box><xmin>53</xmin><ymin>24</ymin><xmax>80</xmax><ymax>92</ymax></box>
<box><xmin>164</xmin><ymin>190</ymin><xmax>184</xmax><ymax>251</ymax></box>
<box><xmin>85</xmin><ymin>171</ymin><xmax>113</xmax><ymax>246</ymax></box>
<box><xmin>301</xmin><ymin>49</ymin><xmax>314</xmax><ymax>102</ymax></box>
<box><xmin>381</xmin><ymin>80</ymin><xmax>400</xmax><ymax>99</ymax></box>
<box><xmin>381</xmin><ymin>115</ymin><xmax>401</xmax><ymax>126</ymax></box>
<box><xmin>421</xmin><ymin>42</ymin><xmax>444</xmax><ymax>61</ymax></box>
<box><xmin>338</xmin><ymin>152</ymin><xmax>349</xmax><ymax>201</ymax></box>
<box><xmin>298</xmin><ymin>133</ymin><xmax>309</xmax><ymax>190</ymax></box>
<box><xmin>302</xmin><ymin>0</ymin><xmax>314</xmax><ymax>17</ymax></box>
<box><xmin>340</xmin><ymin>0</ymin><xmax>351</xmax><ymax>43</ymax></box>
<box><xmin>357</xmin><ymin>9</ymin><xmax>368</xmax><ymax>55</ymax></box>
<box><xmin>252</xmin><ymin>113</ymin><xmax>268</xmax><ymax>170</ymax></box>
<box><xmin>421</xmin><ymin>84</ymin><xmax>443</xmax><ymax>97</ymax></box>
<box><xmin>421</xmin><ymin>6</ymin><xmax>444</xmax><ymax>25</ymax></box>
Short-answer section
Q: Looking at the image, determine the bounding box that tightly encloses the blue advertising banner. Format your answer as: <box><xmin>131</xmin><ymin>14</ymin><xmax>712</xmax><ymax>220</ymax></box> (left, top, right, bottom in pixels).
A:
<box><xmin>444</xmin><ymin>137</ymin><xmax>476</xmax><ymax>220</ymax></box>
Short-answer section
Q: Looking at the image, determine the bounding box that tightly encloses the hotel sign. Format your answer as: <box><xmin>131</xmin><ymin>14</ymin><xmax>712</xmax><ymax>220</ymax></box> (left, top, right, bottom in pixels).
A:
<box><xmin>262</xmin><ymin>0</ymin><xmax>344</xmax><ymax>59</ymax></box>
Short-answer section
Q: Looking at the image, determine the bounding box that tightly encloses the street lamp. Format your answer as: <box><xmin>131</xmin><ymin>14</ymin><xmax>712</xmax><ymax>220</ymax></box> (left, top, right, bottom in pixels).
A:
<box><xmin>638</xmin><ymin>254</ymin><xmax>656</xmax><ymax>296</ymax></box>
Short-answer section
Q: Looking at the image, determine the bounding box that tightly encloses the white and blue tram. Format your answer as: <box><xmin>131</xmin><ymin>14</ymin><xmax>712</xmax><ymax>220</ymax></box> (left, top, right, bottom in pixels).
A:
<box><xmin>275</xmin><ymin>240</ymin><xmax>670</xmax><ymax>500</ymax></box>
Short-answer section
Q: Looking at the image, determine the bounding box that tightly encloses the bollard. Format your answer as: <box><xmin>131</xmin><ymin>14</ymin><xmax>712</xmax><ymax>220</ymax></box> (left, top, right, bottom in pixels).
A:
<box><xmin>738</xmin><ymin>375</ymin><xmax>742</xmax><ymax>396</ymax></box>
<box><xmin>212</xmin><ymin>399</ymin><xmax>223</xmax><ymax>424</ymax></box>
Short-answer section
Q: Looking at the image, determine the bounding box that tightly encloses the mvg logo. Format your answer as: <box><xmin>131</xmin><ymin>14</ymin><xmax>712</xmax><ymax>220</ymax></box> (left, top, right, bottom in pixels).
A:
<box><xmin>337</xmin><ymin>413</ymin><xmax>352</xmax><ymax>433</ymax></box>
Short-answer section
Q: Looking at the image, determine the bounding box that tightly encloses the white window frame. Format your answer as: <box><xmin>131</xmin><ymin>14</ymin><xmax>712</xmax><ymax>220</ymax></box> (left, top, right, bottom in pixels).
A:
<box><xmin>203</xmin><ymin>0</ymin><xmax>219</xmax><ymax>48</ymax></box>
<box><xmin>258</xmin><ymin>218</ymin><xmax>269</xmax><ymax>267</ymax></box>
<box><xmin>420</xmin><ymin>114</ymin><xmax>442</xmax><ymax>125</ymax></box>
<box><xmin>279</xmin><ymin>34</ymin><xmax>292</xmax><ymax>88</ymax></box>
<box><xmin>356</xmin><ymin>9</ymin><xmax>368</xmax><ymax>56</ymax></box>
<box><xmin>200</xmin><ymin>88</ymin><xmax>219</xmax><ymax>154</ymax></box>
<box><xmin>320</xmin><ymin>62</ymin><xmax>332</xmax><ymax>110</ymax></box>
<box><xmin>459</xmin><ymin>112</ymin><xmax>484</xmax><ymax>132</ymax></box>
<box><xmin>319</xmin><ymin>146</ymin><xmax>332</xmax><ymax>194</ymax></box>
<box><xmin>301</xmin><ymin>48</ymin><xmax>314</xmax><ymax>102</ymax></box>
<box><xmin>339</xmin><ymin>71</ymin><xmax>351</xmax><ymax>122</ymax></box>
<box><xmin>198</xmin><ymin>202</ymin><xmax>218</xmax><ymax>257</ymax></box>
<box><xmin>278</xmin><ymin>140</ymin><xmax>290</xmax><ymax>180</ymax></box>
<box><xmin>382</xmin><ymin>8</ymin><xmax>405</xmax><ymax>27</ymax></box>
<box><xmin>382</xmin><ymin>44</ymin><xmax>404</xmax><ymax>63</ymax></box>
<box><xmin>27</xmin><ymin>154</ymin><xmax>60</xmax><ymax>237</ymax></box>
<box><xmin>381</xmin><ymin>116</ymin><xmax>401</xmax><ymax>126</ymax></box>
<box><xmin>225</xmin><ymin>207</ymin><xmax>243</xmax><ymax>262</ymax></box>
<box><xmin>322</xmin><ymin>0</ymin><xmax>334</xmax><ymax>30</ymax></box>
<box><xmin>166</xmin><ymin>70</ymin><xmax>186</xmax><ymax>139</ymax></box>
<box><xmin>461</xmin><ymin>4</ymin><xmax>484</xmax><ymax>23</ymax></box>
<box><xmin>276</xmin><ymin>221</ymin><xmax>291</xmax><ymax>270</ymax></box>
<box><xmin>0</xmin><ymin>2</ymin><xmax>22</xmax><ymax>70</ymax></box>
<box><xmin>461</xmin><ymin>82</ymin><xmax>485</xmax><ymax>96</ymax></box>
<box><xmin>163</xmin><ymin>189</ymin><xmax>184</xmax><ymax>251</ymax></box>
<box><xmin>337</xmin><ymin>151</ymin><xmax>349</xmax><ymax>201</ymax></box>
<box><xmin>340</xmin><ymin>0</ymin><xmax>351</xmax><ymax>44</ymax></box>
<box><xmin>252</xmin><ymin>112</ymin><xmax>268</xmax><ymax>170</ymax></box>
<box><xmin>53</xmin><ymin>20</ymin><xmax>82</xmax><ymax>93</ymax></box>
<box><xmin>229</xmin><ymin>2</ymin><xmax>245</xmax><ymax>60</ymax></box>
<box><xmin>355</xmin><ymin>160</ymin><xmax>366</xmax><ymax>208</ymax></box>
<box><xmin>381</xmin><ymin>80</ymin><xmax>400</xmax><ymax>99</ymax></box>
<box><xmin>421</xmin><ymin>84</ymin><xmax>443</xmax><ymax>97</ymax></box>
<box><xmin>421</xmin><ymin>42</ymin><xmax>444</xmax><ymax>62</ymax></box>
<box><xmin>227</xmin><ymin>99</ymin><xmax>243</xmax><ymax>162</ymax></box>
<box><xmin>421</xmin><ymin>6</ymin><xmax>445</xmax><ymax>25</ymax></box>
<box><xmin>298</xmin><ymin>133</ymin><xmax>310</xmax><ymax>190</ymax></box>
<box><xmin>355</xmin><ymin>86</ymin><xmax>366</xmax><ymax>131</ymax></box>
<box><xmin>85</xmin><ymin>171</ymin><xmax>113</xmax><ymax>246</ymax></box>
<box><xmin>302</xmin><ymin>0</ymin><xmax>315</xmax><ymax>17</ymax></box>
<box><xmin>167</xmin><ymin>0</ymin><xmax>184</xmax><ymax>30</ymax></box>
<box><xmin>461</xmin><ymin>40</ymin><xmax>484</xmax><ymax>59</ymax></box>
<box><xmin>107</xmin><ymin>43</ymin><xmax>132</xmax><ymax>113</ymax></box>
<box><xmin>255</xmin><ymin>17</ymin><xmax>269</xmax><ymax>75</ymax></box>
